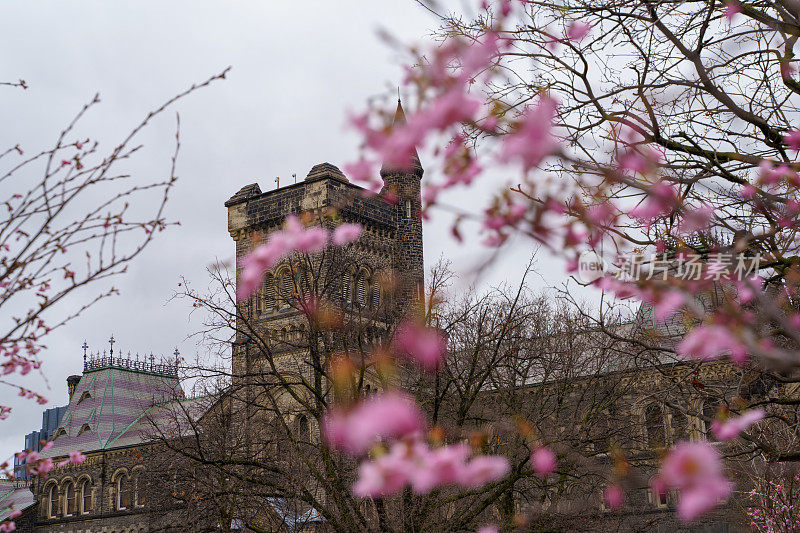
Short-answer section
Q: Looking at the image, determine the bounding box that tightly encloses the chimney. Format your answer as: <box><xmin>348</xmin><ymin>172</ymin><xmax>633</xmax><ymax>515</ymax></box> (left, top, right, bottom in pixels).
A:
<box><xmin>67</xmin><ymin>375</ymin><xmax>81</xmax><ymax>401</ymax></box>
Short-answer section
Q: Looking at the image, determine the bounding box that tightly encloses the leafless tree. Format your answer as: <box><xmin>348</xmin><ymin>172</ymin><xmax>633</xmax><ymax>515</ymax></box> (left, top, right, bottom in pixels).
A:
<box><xmin>0</xmin><ymin>68</ymin><xmax>229</xmax><ymax>413</ymax></box>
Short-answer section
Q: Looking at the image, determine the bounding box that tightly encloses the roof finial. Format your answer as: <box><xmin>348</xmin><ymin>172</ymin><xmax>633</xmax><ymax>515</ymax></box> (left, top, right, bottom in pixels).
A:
<box><xmin>174</xmin><ymin>347</ymin><xmax>180</xmax><ymax>366</ymax></box>
<box><xmin>82</xmin><ymin>340</ymin><xmax>88</xmax><ymax>367</ymax></box>
<box><xmin>108</xmin><ymin>334</ymin><xmax>115</xmax><ymax>363</ymax></box>
<box><xmin>397</xmin><ymin>86</ymin><xmax>401</xmax><ymax>103</ymax></box>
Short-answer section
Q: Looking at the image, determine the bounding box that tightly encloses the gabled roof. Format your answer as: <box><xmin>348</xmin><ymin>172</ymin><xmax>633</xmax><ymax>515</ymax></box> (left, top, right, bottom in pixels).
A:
<box><xmin>0</xmin><ymin>482</ymin><xmax>34</xmax><ymax>521</ymax></box>
<box><xmin>41</xmin><ymin>365</ymin><xmax>188</xmax><ymax>458</ymax></box>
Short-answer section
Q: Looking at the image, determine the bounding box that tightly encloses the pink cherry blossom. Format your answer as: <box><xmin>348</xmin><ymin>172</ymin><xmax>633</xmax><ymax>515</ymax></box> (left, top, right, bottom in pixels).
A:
<box><xmin>711</xmin><ymin>409</ymin><xmax>765</xmax><ymax>441</ymax></box>
<box><xmin>458</xmin><ymin>454</ymin><xmax>510</xmax><ymax>488</ymax></box>
<box><xmin>393</xmin><ymin>321</ymin><xmax>448</xmax><ymax>371</ymax></box>
<box><xmin>0</xmin><ymin>521</ymin><xmax>16</xmax><ymax>532</ymax></box>
<box><xmin>629</xmin><ymin>182</ymin><xmax>677</xmax><ymax>228</ymax></box>
<box><xmin>531</xmin><ymin>446</ymin><xmax>556</xmax><ymax>478</ymax></box>
<box><xmin>353</xmin><ymin>445</ymin><xmax>413</xmax><ymax>497</ymax></box>
<box><xmin>295</xmin><ymin>226</ymin><xmax>328</xmax><ymax>254</ymax></box>
<box><xmin>678</xmin><ymin>483</ymin><xmax>732</xmax><ymax>522</ymax></box>
<box><xmin>456</xmin><ymin>32</ymin><xmax>504</xmax><ymax>83</ymax></box>
<box><xmin>785</xmin><ymin>129</ymin><xmax>800</xmax><ymax>151</ymax></box>
<box><xmin>677</xmin><ymin>324</ymin><xmax>748</xmax><ymax>364</ymax></box>
<box><xmin>677</xmin><ymin>203</ymin><xmax>715</xmax><ymax>234</ymax></box>
<box><xmin>29</xmin><ymin>457</ymin><xmax>53</xmax><ymax>476</ymax></box>
<box><xmin>723</xmin><ymin>1</ymin><xmax>741</xmax><ymax>22</ymax></box>
<box><xmin>343</xmin><ymin>158</ymin><xmax>378</xmax><ymax>185</ymax></box>
<box><xmin>57</xmin><ymin>450</ymin><xmax>86</xmax><ymax>468</ymax></box>
<box><xmin>478</xmin><ymin>526</ymin><xmax>498</xmax><ymax>533</ymax></box>
<box><xmin>566</xmin><ymin>21</ymin><xmax>592</xmax><ymax>42</ymax></box>
<box><xmin>651</xmin><ymin>291</ymin><xmax>684</xmax><ymax>322</ymax></box>
<box><xmin>500</xmin><ymin>96</ymin><xmax>559</xmax><ymax>171</ymax></box>
<box><xmin>332</xmin><ymin>223</ymin><xmax>363</xmax><ymax>246</ymax></box>
<box><xmin>237</xmin><ymin>215</ymin><xmax>335</xmax><ymax>300</ymax></box>
<box><xmin>604</xmin><ymin>484</ymin><xmax>625</xmax><ymax>509</ymax></box>
<box><xmin>659</xmin><ymin>442</ymin><xmax>733</xmax><ymax>521</ymax></box>
<box><xmin>322</xmin><ymin>391</ymin><xmax>427</xmax><ymax>455</ymax></box>
<box><xmin>410</xmin><ymin>443</ymin><xmax>471</xmax><ymax>493</ymax></box>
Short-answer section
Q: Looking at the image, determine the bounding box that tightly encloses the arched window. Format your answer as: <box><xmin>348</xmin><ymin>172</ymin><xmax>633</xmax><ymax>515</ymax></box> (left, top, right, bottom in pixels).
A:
<box><xmin>371</xmin><ymin>283</ymin><xmax>381</xmax><ymax>310</ymax></box>
<box><xmin>263</xmin><ymin>273</ymin><xmax>276</xmax><ymax>312</ymax></box>
<box><xmin>116</xmin><ymin>473</ymin><xmax>130</xmax><ymax>510</ymax></box>
<box><xmin>48</xmin><ymin>483</ymin><xmax>59</xmax><ymax>518</ymax></box>
<box><xmin>134</xmin><ymin>472</ymin><xmax>145</xmax><ymax>507</ymax></box>
<box><xmin>356</xmin><ymin>270</ymin><xmax>368</xmax><ymax>308</ymax></box>
<box><xmin>671</xmin><ymin>409</ymin><xmax>689</xmax><ymax>443</ymax></box>
<box><xmin>645</xmin><ymin>404</ymin><xmax>666</xmax><ymax>449</ymax></box>
<box><xmin>279</xmin><ymin>270</ymin><xmax>293</xmax><ymax>303</ymax></box>
<box><xmin>404</xmin><ymin>200</ymin><xmax>412</xmax><ymax>218</ymax></box>
<box><xmin>342</xmin><ymin>272</ymin><xmax>352</xmax><ymax>304</ymax></box>
<box><xmin>295</xmin><ymin>415</ymin><xmax>310</xmax><ymax>443</ymax></box>
<box><xmin>703</xmin><ymin>399</ymin><xmax>721</xmax><ymax>441</ymax></box>
<box><xmin>79</xmin><ymin>478</ymin><xmax>92</xmax><ymax>514</ymax></box>
<box><xmin>78</xmin><ymin>391</ymin><xmax>92</xmax><ymax>403</ymax></box>
<box><xmin>64</xmin><ymin>480</ymin><xmax>76</xmax><ymax>516</ymax></box>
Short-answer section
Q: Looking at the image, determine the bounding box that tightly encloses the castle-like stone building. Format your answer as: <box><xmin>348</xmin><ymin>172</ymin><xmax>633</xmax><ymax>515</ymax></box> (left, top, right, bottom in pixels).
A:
<box><xmin>7</xmin><ymin>102</ymin><xmax>782</xmax><ymax>533</ymax></box>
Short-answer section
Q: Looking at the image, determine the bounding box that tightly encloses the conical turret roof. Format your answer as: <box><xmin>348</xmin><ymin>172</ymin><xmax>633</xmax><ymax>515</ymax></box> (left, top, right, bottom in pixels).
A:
<box><xmin>380</xmin><ymin>99</ymin><xmax>423</xmax><ymax>177</ymax></box>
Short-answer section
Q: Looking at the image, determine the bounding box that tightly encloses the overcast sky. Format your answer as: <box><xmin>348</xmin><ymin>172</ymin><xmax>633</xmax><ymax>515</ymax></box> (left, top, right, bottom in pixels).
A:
<box><xmin>0</xmin><ymin>1</ymin><xmax>578</xmax><ymax>461</ymax></box>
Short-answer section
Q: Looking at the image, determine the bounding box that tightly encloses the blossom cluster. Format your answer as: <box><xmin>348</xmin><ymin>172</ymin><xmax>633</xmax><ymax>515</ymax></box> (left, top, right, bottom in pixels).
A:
<box><xmin>237</xmin><ymin>217</ymin><xmax>362</xmax><ymax>300</ymax></box>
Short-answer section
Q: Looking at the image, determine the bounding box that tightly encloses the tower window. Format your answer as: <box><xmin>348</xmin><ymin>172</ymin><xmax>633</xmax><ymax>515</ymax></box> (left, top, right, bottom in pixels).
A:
<box><xmin>356</xmin><ymin>272</ymin><xmax>368</xmax><ymax>308</ymax></box>
<box><xmin>404</xmin><ymin>200</ymin><xmax>412</xmax><ymax>218</ymax></box>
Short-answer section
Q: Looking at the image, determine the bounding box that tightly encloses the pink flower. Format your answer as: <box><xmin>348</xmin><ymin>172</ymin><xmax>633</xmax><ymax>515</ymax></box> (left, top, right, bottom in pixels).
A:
<box><xmin>711</xmin><ymin>409</ymin><xmax>765</xmax><ymax>441</ymax></box>
<box><xmin>295</xmin><ymin>226</ymin><xmax>328</xmax><ymax>254</ymax></box>
<box><xmin>411</xmin><ymin>443</ymin><xmax>471</xmax><ymax>493</ymax></box>
<box><xmin>458</xmin><ymin>455</ymin><xmax>510</xmax><ymax>488</ymax></box>
<box><xmin>237</xmin><ymin>216</ymin><xmax>335</xmax><ymax>300</ymax></box>
<box><xmin>785</xmin><ymin>129</ymin><xmax>800</xmax><ymax>151</ymax></box>
<box><xmin>678</xmin><ymin>203</ymin><xmax>715</xmax><ymax>234</ymax></box>
<box><xmin>659</xmin><ymin>442</ymin><xmax>733</xmax><ymax>521</ymax></box>
<box><xmin>723</xmin><ymin>1</ymin><xmax>741</xmax><ymax>22</ymax></box>
<box><xmin>322</xmin><ymin>391</ymin><xmax>427</xmax><ymax>455</ymax></box>
<box><xmin>585</xmin><ymin>202</ymin><xmax>616</xmax><ymax>227</ymax></box>
<box><xmin>332</xmin><ymin>223</ymin><xmax>363</xmax><ymax>246</ymax></box>
<box><xmin>679</xmin><ymin>483</ymin><xmax>732</xmax><ymax>522</ymax></box>
<box><xmin>566</xmin><ymin>21</ymin><xmax>592</xmax><ymax>42</ymax></box>
<box><xmin>0</xmin><ymin>521</ymin><xmax>16</xmax><ymax>532</ymax></box>
<box><xmin>393</xmin><ymin>321</ymin><xmax>448</xmax><ymax>371</ymax></box>
<box><xmin>457</xmin><ymin>32</ymin><xmax>503</xmax><ymax>83</ymax></box>
<box><xmin>353</xmin><ymin>445</ymin><xmax>413</xmax><ymax>497</ymax></box>
<box><xmin>531</xmin><ymin>446</ymin><xmax>556</xmax><ymax>478</ymax></box>
<box><xmin>30</xmin><ymin>457</ymin><xmax>53</xmax><ymax>476</ymax></box>
<box><xmin>69</xmin><ymin>450</ymin><xmax>86</xmax><ymax>464</ymax></box>
<box><xmin>500</xmin><ymin>96</ymin><xmax>559</xmax><ymax>171</ymax></box>
<box><xmin>478</xmin><ymin>526</ymin><xmax>498</xmax><ymax>533</ymax></box>
<box><xmin>677</xmin><ymin>324</ymin><xmax>747</xmax><ymax>364</ymax></box>
<box><xmin>629</xmin><ymin>181</ymin><xmax>677</xmax><ymax>228</ymax></box>
<box><xmin>344</xmin><ymin>159</ymin><xmax>381</xmax><ymax>191</ymax></box>
<box><xmin>604</xmin><ymin>484</ymin><xmax>625</xmax><ymax>510</ymax></box>
<box><xmin>651</xmin><ymin>291</ymin><xmax>684</xmax><ymax>322</ymax></box>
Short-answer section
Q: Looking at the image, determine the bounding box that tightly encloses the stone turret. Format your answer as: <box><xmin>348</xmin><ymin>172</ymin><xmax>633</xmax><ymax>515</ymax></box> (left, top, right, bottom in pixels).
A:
<box><xmin>380</xmin><ymin>100</ymin><xmax>425</xmax><ymax>313</ymax></box>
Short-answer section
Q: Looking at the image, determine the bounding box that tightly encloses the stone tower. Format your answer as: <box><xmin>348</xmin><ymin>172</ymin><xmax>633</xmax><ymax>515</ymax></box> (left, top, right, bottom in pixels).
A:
<box><xmin>225</xmin><ymin>118</ymin><xmax>425</xmax><ymax>375</ymax></box>
<box><xmin>380</xmin><ymin>99</ymin><xmax>425</xmax><ymax>311</ymax></box>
